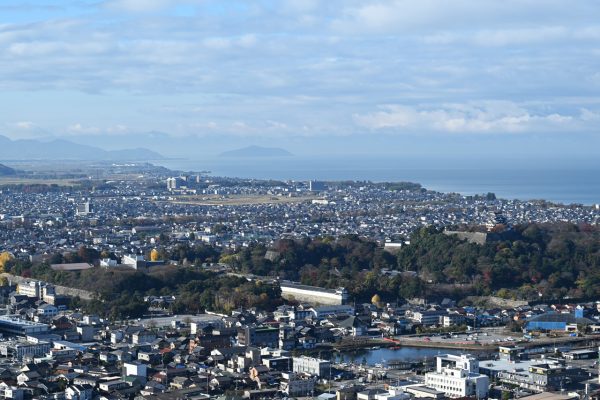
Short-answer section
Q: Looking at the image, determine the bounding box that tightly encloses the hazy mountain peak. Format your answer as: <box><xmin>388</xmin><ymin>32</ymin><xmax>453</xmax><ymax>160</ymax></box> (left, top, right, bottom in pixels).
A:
<box><xmin>220</xmin><ymin>145</ymin><xmax>293</xmax><ymax>158</ymax></box>
<box><xmin>0</xmin><ymin>135</ymin><xmax>163</xmax><ymax>161</ymax></box>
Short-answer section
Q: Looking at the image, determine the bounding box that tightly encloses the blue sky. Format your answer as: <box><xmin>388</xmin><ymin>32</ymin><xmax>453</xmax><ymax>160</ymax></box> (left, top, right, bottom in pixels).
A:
<box><xmin>1</xmin><ymin>0</ymin><xmax>600</xmax><ymax>158</ymax></box>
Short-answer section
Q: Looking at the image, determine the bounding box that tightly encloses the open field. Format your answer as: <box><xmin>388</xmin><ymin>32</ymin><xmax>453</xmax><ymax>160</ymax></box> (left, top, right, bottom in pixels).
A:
<box><xmin>0</xmin><ymin>177</ymin><xmax>78</xmax><ymax>186</ymax></box>
<box><xmin>168</xmin><ymin>194</ymin><xmax>320</xmax><ymax>206</ymax></box>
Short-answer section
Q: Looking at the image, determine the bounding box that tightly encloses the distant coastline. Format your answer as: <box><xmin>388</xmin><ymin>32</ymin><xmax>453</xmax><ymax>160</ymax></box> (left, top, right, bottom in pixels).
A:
<box><xmin>155</xmin><ymin>156</ymin><xmax>600</xmax><ymax>206</ymax></box>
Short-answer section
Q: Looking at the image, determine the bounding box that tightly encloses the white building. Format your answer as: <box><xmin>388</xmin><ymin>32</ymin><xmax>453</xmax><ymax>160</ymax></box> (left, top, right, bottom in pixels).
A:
<box><xmin>280</xmin><ymin>281</ymin><xmax>348</xmax><ymax>305</ymax></box>
<box><xmin>132</xmin><ymin>331</ymin><xmax>156</xmax><ymax>345</ymax></box>
<box><xmin>280</xmin><ymin>372</ymin><xmax>315</xmax><ymax>396</ymax></box>
<box><xmin>425</xmin><ymin>354</ymin><xmax>489</xmax><ymax>399</ymax></box>
<box><xmin>122</xmin><ymin>254</ymin><xmax>146</xmax><ymax>270</ymax></box>
<box><xmin>0</xmin><ymin>340</ymin><xmax>51</xmax><ymax>360</ymax></box>
<box><xmin>0</xmin><ymin>382</ymin><xmax>24</xmax><ymax>400</ymax></box>
<box><xmin>292</xmin><ymin>356</ymin><xmax>331</xmax><ymax>378</ymax></box>
<box><xmin>100</xmin><ymin>258</ymin><xmax>117</xmax><ymax>268</ymax></box>
<box><xmin>311</xmin><ymin>305</ymin><xmax>355</xmax><ymax>318</ymax></box>
<box><xmin>76</xmin><ymin>202</ymin><xmax>93</xmax><ymax>216</ymax></box>
<box><xmin>17</xmin><ymin>280</ymin><xmax>46</xmax><ymax>298</ymax></box>
<box><xmin>65</xmin><ymin>385</ymin><xmax>93</xmax><ymax>400</ymax></box>
<box><xmin>123</xmin><ymin>361</ymin><xmax>148</xmax><ymax>379</ymax></box>
<box><xmin>37</xmin><ymin>304</ymin><xmax>58</xmax><ymax>317</ymax></box>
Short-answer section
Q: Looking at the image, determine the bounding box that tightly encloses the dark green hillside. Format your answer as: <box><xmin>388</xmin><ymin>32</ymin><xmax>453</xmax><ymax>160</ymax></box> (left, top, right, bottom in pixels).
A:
<box><xmin>0</xmin><ymin>163</ymin><xmax>16</xmax><ymax>176</ymax></box>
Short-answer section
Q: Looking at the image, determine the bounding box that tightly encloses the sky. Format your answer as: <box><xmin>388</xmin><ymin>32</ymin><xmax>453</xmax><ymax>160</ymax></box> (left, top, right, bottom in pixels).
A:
<box><xmin>1</xmin><ymin>0</ymin><xmax>600</xmax><ymax>159</ymax></box>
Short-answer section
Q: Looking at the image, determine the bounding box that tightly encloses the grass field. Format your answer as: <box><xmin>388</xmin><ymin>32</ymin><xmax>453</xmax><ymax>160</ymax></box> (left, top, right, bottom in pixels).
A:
<box><xmin>168</xmin><ymin>194</ymin><xmax>319</xmax><ymax>206</ymax></box>
<box><xmin>0</xmin><ymin>177</ymin><xmax>77</xmax><ymax>186</ymax></box>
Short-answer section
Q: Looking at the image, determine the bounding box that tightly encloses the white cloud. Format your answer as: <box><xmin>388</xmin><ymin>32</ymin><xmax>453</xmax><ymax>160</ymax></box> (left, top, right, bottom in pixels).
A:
<box><xmin>421</xmin><ymin>25</ymin><xmax>600</xmax><ymax>47</ymax></box>
<box><xmin>332</xmin><ymin>0</ymin><xmax>600</xmax><ymax>34</ymax></box>
<box><xmin>104</xmin><ymin>0</ymin><xmax>177</xmax><ymax>13</ymax></box>
<box><xmin>0</xmin><ymin>0</ymin><xmax>599</xmax><ymax>143</ymax></box>
<box><xmin>354</xmin><ymin>102</ymin><xmax>586</xmax><ymax>134</ymax></box>
<box><xmin>12</xmin><ymin>121</ymin><xmax>36</xmax><ymax>130</ymax></box>
<box><xmin>4</xmin><ymin>121</ymin><xmax>50</xmax><ymax>138</ymax></box>
<box><xmin>67</xmin><ymin>123</ymin><xmax>129</xmax><ymax>135</ymax></box>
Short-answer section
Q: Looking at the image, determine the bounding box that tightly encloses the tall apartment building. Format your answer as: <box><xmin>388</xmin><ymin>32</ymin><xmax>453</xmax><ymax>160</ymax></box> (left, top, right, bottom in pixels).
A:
<box><xmin>425</xmin><ymin>354</ymin><xmax>489</xmax><ymax>399</ymax></box>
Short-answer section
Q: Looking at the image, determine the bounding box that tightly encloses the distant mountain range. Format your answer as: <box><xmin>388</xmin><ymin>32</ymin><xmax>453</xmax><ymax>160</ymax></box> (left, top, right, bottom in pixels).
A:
<box><xmin>0</xmin><ymin>135</ymin><xmax>163</xmax><ymax>161</ymax></box>
<box><xmin>220</xmin><ymin>145</ymin><xmax>293</xmax><ymax>158</ymax></box>
<box><xmin>0</xmin><ymin>163</ymin><xmax>16</xmax><ymax>176</ymax></box>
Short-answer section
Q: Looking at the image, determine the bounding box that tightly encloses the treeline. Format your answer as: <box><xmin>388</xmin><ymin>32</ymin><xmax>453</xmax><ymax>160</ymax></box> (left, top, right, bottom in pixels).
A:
<box><xmin>18</xmin><ymin>264</ymin><xmax>282</xmax><ymax>320</ymax></box>
<box><xmin>221</xmin><ymin>223</ymin><xmax>600</xmax><ymax>302</ymax></box>
<box><xmin>8</xmin><ymin>222</ymin><xmax>600</xmax><ymax>317</ymax></box>
<box><xmin>221</xmin><ymin>235</ymin><xmax>424</xmax><ymax>302</ymax></box>
<box><xmin>399</xmin><ymin>223</ymin><xmax>600</xmax><ymax>299</ymax></box>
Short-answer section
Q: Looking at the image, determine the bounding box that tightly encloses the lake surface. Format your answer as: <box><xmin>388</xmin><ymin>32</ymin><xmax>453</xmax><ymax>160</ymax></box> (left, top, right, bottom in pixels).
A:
<box><xmin>335</xmin><ymin>346</ymin><xmax>484</xmax><ymax>366</ymax></box>
<box><xmin>156</xmin><ymin>156</ymin><xmax>600</xmax><ymax>205</ymax></box>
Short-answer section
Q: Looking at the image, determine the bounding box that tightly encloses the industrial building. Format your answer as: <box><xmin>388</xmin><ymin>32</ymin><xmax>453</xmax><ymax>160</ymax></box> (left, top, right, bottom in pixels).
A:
<box><xmin>525</xmin><ymin>311</ymin><xmax>593</xmax><ymax>332</ymax></box>
<box><xmin>0</xmin><ymin>339</ymin><xmax>51</xmax><ymax>360</ymax></box>
<box><xmin>0</xmin><ymin>315</ymin><xmax>48</xmax><ymax>336</ymax></box>
<box><xmin>424</xmin><ymin>354</ymin><xmax>489</xmax><ymax>399</ymax></box>
<box><xmin>280</xmin><ymin>281</ymin><xmax>348</xmax><ymax>305</ymax></box>
<box><xmin>478</xmin><ymin>346</ymin><xmax>586</xmax><ymax>393</ymax></box>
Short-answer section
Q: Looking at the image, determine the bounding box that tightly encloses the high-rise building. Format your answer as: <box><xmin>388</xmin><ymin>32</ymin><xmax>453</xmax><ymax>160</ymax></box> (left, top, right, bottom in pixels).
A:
<box><xmin>425</xmin><ymin>354</ymin><xmax>489</xmax><ymax>399</ymax></box>
<box><xmin>308</xmin><ymin>180</ymin><xmax>326</xmax><ymax>192</ymax></box>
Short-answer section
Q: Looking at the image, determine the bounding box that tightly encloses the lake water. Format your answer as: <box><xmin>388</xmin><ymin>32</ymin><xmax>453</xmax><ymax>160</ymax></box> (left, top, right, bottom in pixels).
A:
<box><xmin>336</xmin><ymin>346</ymin><xmax>484</xmax><ymax>366</ymax></box>
<box><xmin>156</xmin><ymin>156</ymin><xmax>600</xmax><ymax>205</ymax></box>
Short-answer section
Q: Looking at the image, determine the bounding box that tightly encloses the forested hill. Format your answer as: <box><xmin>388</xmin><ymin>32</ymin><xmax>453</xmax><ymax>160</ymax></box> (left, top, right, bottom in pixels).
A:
<box><xmin>396</xmin><ymin>224</ymin><xmax>599</xmax><ymax>298</ymax></box>
<box><xmin>8</xmin><ymin>222</ymin><xmax>600</xmax><ymax>319</ymax></box>
<box><xmin>230</xmin><ymin>223</ymin><xmax>600</xmax><ymax>301</ymax></box>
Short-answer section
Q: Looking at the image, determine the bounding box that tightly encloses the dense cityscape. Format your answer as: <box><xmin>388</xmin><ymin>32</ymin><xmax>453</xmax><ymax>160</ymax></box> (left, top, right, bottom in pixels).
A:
<box><xmin>2</xmin><ymin>0</ymin><xmax>600</xmax><ymax>399</ymax></box>
<box><xmin>0</xmin><ymin>163</ymin><xmax>597</xmax><ymax>400</ymax></box>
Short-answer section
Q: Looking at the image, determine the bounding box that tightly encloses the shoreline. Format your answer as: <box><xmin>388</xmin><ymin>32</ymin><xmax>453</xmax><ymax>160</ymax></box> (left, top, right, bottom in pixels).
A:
<box><xmin>325</xmin><ymin>335</ymin><xmax>600</xmax><ymax>353</ymax></box>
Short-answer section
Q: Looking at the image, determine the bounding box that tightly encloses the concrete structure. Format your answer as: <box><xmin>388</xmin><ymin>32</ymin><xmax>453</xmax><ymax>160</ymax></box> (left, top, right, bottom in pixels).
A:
<box><xmin>424</xmin><ymin>354</ymin><xmax>489</xmax><ymax>399</ymax></box>
<box><xmin>443</xmin><ymin>230</ymin><xmax>488</xmax><ymax>245</ymax></box>
<box><xmin>403</xmin><ymin>385</ymin><xmax>445</xmax><ymax>399</ymax></box>
<box><xmin>50</xmin><ymin>263</ymin><xmax>93</xmax><ymax>272</ymax></box>
<box><xmin>76</xmin><ymin>202</ymin><xmax>93</xmax><ymax>216</ymax></box>
<box><xmin>0</xmin><ymin>340</ymin><xmax>51</xmax><ymax>360</ymax></box>
<box><xmin>189</xmin><ymin>314</ymin><xmax>225</xmax><ymax>334</ymax></box>
<box><xmin>311</xmin><ymin>305</ymin><xmax>355</xmax><ymax>318</ymax></box>
<box><xmin>442</xmin><ymin>314</ymin><xmax>466</xmax><ymax>327</ymax></box>
<box><xmin>238</xmin><ymin>326</ymin><xmax>278</xmax><ymax>347</ymax></box>
<box><xmin>0</xmin><ymin>382</ymin><xmax>24</xmax><ymax>400</ymax></box>
<box><xmin>0</xmin><ymin>315</ymin><xmax>48</xmax><ymax>336</ymax></box>
<box><xmin>16</xmin><ymin>280</ymin><xmax>44</xmax><ymax>298</ymax></box>
<box><xmin>132</xmin><ymin>331</ymin><xmax>156</xmax><ymax>345</ymax></box>
<box><xmin>280</xmin><ymin>372</ymin><xmax>315</xmax><ymax>397</ymax></box>
<box><xmin>98</xmin><ymin>380</ymin><xmax>128</xmax><ymax>393</ymax></box>
<box><xmin>123</xmin><ymin>361</ymin><xmax>148</xmax><ymax>379</ymax></box>
<box><xmin>479</xmin><ymin>346</ymin><xmax>584</xmax><ymax>393</ymax></box>
<box><xmin>280</xmin><ymin>281</ymin><xmax>348</xmax><ymax>305</ymax></box>
<box><xmin>65</xmin><ymin>385</ymin><xmax>93</xmax><ymax>400</ymax></box>
<box><xmin>292</xmin><ymin>356</ymin><xmax>331</xmax><ymax>378</ymax></box>
<box><xmin>525</xmin><ymin>311</ymin><xmax>593</xmax><ymax>332</ymax></box>
<box><xmin>122</xmin><ymin>254</ymin><xmax>146</xmax><ymax>270</ymax></box>
<box><xmin>100</xmin><ymin>258</ymin><xmax>118</xmax><ymax>268</ymax></box>
<box><xmin>308</xmin><ymin>180</ymin><xmax>326</xmax><ymax>192</ymax></box>
<box><xmin>412</xmin><ymin>310</ymin><xmax>448</xmax><ymax>326</ymax></box>
<box><xmin>37</xmin><ymin>303</ymin><xmax>59</xmax><ymax>317</ymax></box>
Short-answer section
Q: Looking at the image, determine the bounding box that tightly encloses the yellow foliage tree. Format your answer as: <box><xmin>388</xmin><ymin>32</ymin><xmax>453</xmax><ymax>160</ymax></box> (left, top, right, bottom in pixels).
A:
<box><xmin>150</xmin><ymin>249</ymin><xmax>160</xmax><ymax>262</ymax></box>
<box><xmin>0</xmin><ymin>251</ymin><xmax>14</xmax><ymax>273</ymax></box>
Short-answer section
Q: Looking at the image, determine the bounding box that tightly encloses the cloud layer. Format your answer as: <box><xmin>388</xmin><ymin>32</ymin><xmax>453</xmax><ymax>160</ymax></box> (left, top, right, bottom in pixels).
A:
<box><xmin>0</xmin><ymin>0</ymin><xmax>599</xmax><ymax>142</ymax></box>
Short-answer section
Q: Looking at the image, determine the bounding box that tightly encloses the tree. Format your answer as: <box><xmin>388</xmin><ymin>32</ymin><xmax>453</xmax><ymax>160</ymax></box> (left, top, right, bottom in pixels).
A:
<box><xmin>150</xmin><ymin>249</ymin><xmax>160</xmax><ymax>262</ymax></box>
<box><xmin>0</xmin><ymin>252</ymin><xmax>13</xmax><ymax>272</ymax></box>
